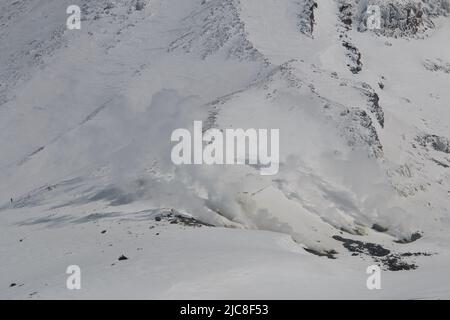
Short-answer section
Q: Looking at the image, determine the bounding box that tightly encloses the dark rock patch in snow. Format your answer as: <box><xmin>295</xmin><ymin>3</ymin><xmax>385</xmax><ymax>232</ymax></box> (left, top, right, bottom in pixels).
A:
<box><xmin>342</xmin><ymin>41</ymin><xmax>363</xmax><ymax>74</ymax></box>
<box><xmin>134</xmin><ymin>0</ymin><xmax>146</xmax><ymax>11</ymax></box>
<box><xmin>416</xmin><ymin>134</ymin><xmax>450</xmax><ymax>154</ymax></box>
<box><xmin>333</xmin><ymin>235</ymin><xmax>428</xmax><ymax>271</ymax></box>
<box><xmin>169</xmin><ymin>214</ymin><xmax>213</xmax><ymax>227</ymax></box>
<box><xmin>395</xmin><ymin>231</ymin><xmax>423</xmax><ymax>244</ymax></box>
<box><xmin>297</xmin><ymin>1</ymin><xmax>318</xmax><ymax>36</ymax></box>
<box><xmin>153</xmin><ymin>210</ymin><xmax>213</xmax><ymax>228</ymax></box>
<box><xmin>372</xmin><ymin>223</ymin><xmax>389</xmax><ymax>232</ymax></box>
<box><xmin>304</xmin><ymin>248</ymin><xmax>337</xmax><ymax>259</ymax></box>
<box><xmin>118</xmin><ymin>254</ymin><xmax>128</xmax><ymax>261</ymax></box>
<box><xmin>358</xmin><ymin>82</ymin><xmax>385</xmax><ymax>128</ymax></box>
<box><xmin>401</xmin><ymin>252</ymin><xmax>433</xmax><ymax>257</ymax></box>
<box><xmin>367</xmin><ymin>92</ymin><xmax>384</xmax><ymax>128</ymax></box>
<box><xmin>339</xmin><ymin>2</ymin><xmax>354</xmax><ymax>29</ymax></box>
<box><xmin>380</xmin><ymin>255</ymin><xmax>418</xmax><ymax>271</ymax></box>
<box><xmin>333</xmin><ymin>235</ymin><xmax>391</xmax><ymax>257</ymax></box>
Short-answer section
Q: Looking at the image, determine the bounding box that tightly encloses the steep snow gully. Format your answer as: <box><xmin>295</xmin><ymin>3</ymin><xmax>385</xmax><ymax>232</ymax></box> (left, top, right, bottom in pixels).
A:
<box><xmin>1</xmin><ymin>0</ymin><xmax>450</xmax><ymax>299</ymax></box>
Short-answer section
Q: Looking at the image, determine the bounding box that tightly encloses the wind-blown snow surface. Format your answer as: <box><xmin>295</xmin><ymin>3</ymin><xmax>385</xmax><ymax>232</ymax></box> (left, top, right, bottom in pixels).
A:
<box><xmin>1</xmin><ymin>0</ymin><xmax>449</xmax><ymax>299</ymax></box>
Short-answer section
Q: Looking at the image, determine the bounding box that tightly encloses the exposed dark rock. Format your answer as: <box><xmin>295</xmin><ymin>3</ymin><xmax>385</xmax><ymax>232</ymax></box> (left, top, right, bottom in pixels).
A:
<box><xmin>298</xmin><ymin>1</ymin><xmax>319</xmax><ymax>36</ymax></box>
<box><xmin>342</xmin><ymin>41</ymin><xmax>362</xmax><ymax>74</ymax></box>
<box><xmin>135</xmin><ymin>0</ymin><xmax>145</xmax><ymax>11</ymax></box>
<box><xmin>358</xmin><ymin>83</ymin><xmax>385</xmax><ymax>128</ymax></box>
<box><xmin>395</xmin><ymin>231</ymin><xmax>423</xmax><ymax>244</ymax></box>
<box><xmin>118</xmin><ymin>254</ymin><xmax>128</xmax><ymax>261</ymax></box>
<box><xmin>333</xmin><ymin>235</ymin><xmax>427</xmax><ymax>271</ymax></box>
<box><xmin>416</xmin><ymin>134</ymin><xmax>450</xmax><ymax>154</ymax></box>
<box><xmin>342</xmin><ymin>18</ymin><xmax>352</xmax><ymax>26</ymax></box>
<box><xmin>333</xmin><ymin>235</ymin><xmax>390</xmax><ymax>256</ymax></box>
<box><xmin>338</xmin><ymin>2</ymin><xmax>353</xmax><ymax>30</ymax></box>
<box><xmin>368</xmin><ymin>92</ymin><xmax>384</xmax><ymax>128</ymax></box>
<box><xmin>400</xmin><ymin>252</ymin><xmax>432</xmax><ymax>257</ymax></box>
<box><xmin>169</xmin><ymin>214</ymin><xmax>213</xmax><ymax>227</ymax></box>
<box><xmin>153</xmin><ymin>210</ymin><xmax>213</xmax><ymax>227</ymax></box>
<box><xmin>304</xmin><ymin>248</ymin><xmax>337</xmax><ymax>259</ymax></box>
<box><xmin>380</xmin><ymin>255</ymin><xmax>417</xmax><ymax>271</ymax></box>
<box><xmin>372</xmin><ymin>224</ymin><xmax>388</xmax><ymax>232</ymax></box>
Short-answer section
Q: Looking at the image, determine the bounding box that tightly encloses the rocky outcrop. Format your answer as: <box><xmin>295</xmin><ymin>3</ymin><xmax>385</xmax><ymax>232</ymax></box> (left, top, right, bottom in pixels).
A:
<box><xmin>357</xmin><ymin>83</ymin><xmax>385</xmax><ymax>128</ymax></box>
<box><xmin>342</xmin><ymin>41</ymin><xmax>363</xmax><ymax>74</ymax></box>
<box><xmin>298</xmin><ymin>0</ymin><xmax>319</xmax><ymax>36</ymax></box>
<box><xmin>416</xmin><ymin>134</ymin><xmax>450</xmax><ymax>153</ymax></box>
<box><xmin>337</xmin><ymin>1</ymin><xmax>363</xmax><ymax>73</ymax></box>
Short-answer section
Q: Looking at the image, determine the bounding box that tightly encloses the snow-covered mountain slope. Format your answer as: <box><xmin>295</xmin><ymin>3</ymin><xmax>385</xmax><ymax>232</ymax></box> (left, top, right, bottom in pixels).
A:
<box><xmin>1</xmin><ymin>0</ymin><xmax>449</xmax><ymax>299</ymax></box>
